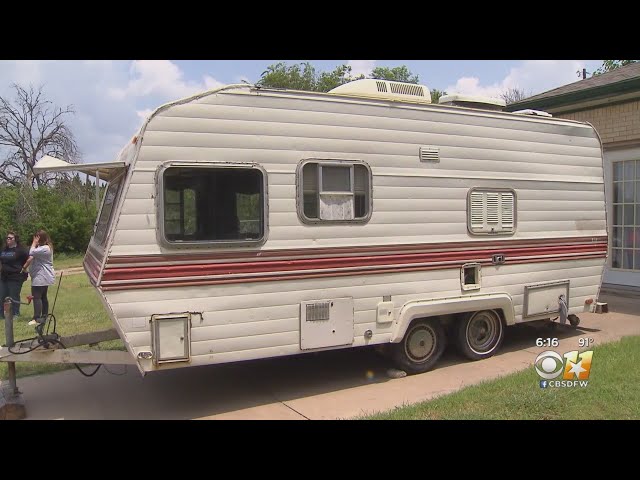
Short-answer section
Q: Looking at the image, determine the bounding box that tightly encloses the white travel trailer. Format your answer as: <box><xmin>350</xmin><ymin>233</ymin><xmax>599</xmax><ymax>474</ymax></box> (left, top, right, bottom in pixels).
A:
<box><xmin>34</xmin><ymin>79</ymin><xmax>608</xmax><ymax>375</ymax></box>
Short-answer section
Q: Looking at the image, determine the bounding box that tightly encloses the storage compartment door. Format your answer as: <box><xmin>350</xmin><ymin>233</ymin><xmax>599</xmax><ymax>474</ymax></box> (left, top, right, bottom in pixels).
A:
<box><xmin>523</xmin><ymin>281</ymin><xmax>570</xmax><ymax>318</ymax></box>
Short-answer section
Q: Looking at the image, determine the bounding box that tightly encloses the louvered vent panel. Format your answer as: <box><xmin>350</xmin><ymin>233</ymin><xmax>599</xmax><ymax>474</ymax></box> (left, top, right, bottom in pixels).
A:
<box><xmin>306</xmin><ymin>302</ymin><xmax>331</xmax><ymax>321</ymax></box>
<box><xmin>419</xmin><ymin>146</ymin><xmax>440</xmax><ymax>162</ymax></box>
<box><xmin>468</xmin><ymin>189</ymin><xmax>516</xmax><ymax>234</ymax></box>
<box><xmin>486</xmin><ymin>193</ymin><xmax>500</xmax><ymax>224</ymax></box>
<box><xmin>389</xmin><ymin>82</ymin><xmax>425</xmax><ymax>96</ymax></box>
<box><xmin>501</xmin><ymin>192</ymin><xmax>514</xmax><ymax>227</ymax></box>
<box><xmin>470</xmin><ymin>192</ymin><xmax>485</xmax><ymax>228</ymax></box>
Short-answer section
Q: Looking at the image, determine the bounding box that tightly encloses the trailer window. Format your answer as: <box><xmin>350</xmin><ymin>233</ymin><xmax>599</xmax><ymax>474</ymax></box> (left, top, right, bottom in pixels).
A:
<box><xmin>299</xmin><ymin>161</ymin><xmax>371</xmax><ymax>223</ymax></box>
<box><xmin>162</xmin><ymin>166</ymin><xmax>264</xmax><ymax>244</ymax></box>
<box><xmin>467</xmin><ymin>188</ymin><xmax>516</xmax><ymax>235</ymax></box>
<box><xmin>94</xmin><ymin>173</ymin><xmax>124</xmax><ymax>245</ymax></box>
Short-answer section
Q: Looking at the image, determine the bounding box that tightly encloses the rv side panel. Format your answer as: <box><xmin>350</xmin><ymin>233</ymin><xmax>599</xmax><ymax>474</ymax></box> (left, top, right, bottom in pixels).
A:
<box><xmin>95</xmin><ymin>87</ymin><xmax>606</xmax><ymax>372</ymax></box>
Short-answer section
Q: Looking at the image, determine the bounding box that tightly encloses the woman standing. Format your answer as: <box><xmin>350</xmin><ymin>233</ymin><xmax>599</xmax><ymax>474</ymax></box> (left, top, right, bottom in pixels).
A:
<box><xmin>26</xmin><ymin>230</ymin><xmax>55</xmax><ymax>326</ymax></box>
<box><xmin>0</xmin><ymin>232</ymin><xmax>30</xmax><ymax>319</ymax></box>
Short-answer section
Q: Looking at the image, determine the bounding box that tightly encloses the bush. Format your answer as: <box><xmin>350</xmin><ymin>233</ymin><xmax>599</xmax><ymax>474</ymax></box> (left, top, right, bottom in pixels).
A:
<box><xmin>0</xmin><ymin>186</ymin><xmax>18</xmax><ymax>231</ymax></box>
<box><xmin>0</xmin><ymin>183</ymin><xmax>98</xmax><ymax>253</ymax></box>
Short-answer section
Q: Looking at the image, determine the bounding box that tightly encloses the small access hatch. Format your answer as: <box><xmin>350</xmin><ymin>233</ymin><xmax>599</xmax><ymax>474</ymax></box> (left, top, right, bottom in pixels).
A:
<box><xmin>150</xmin><ymin>313</ymin><xmax>191</xmax><ymax>365</ymax></box>
<box><xmin>300</xmin><ymin>298</ymin><xmax>354</xmax><ymax>350</ymax></box>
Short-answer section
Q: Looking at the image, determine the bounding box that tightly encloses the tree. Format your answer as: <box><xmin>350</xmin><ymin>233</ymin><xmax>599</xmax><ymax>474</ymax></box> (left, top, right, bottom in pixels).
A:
<box><xmin>593</xmin><ymin>60</ymin><xmax>638</xmax><ymax>76</ymax></box>
<box><xmin>0</xmin><ymin>84</ymin><xmax>79</xmax><ymax>188</ymax></box>
<box><xmin>257</xmin><ymin>62</ymin><xmax>364</xmax><ymax>93</ymax></box>
<box><xmin>257</xmin><ymin>62</ymin><xmax>421</xmax><ymax>93</ymax></box>
<box><xmin>257</xmin><ymin>62</ymin><xmax>317</xmax><ymax>91</ymax></box>
<box><xmin>500</xmin><ymin>87</ymin><xmax>530</xmax><ymax>105</ymax></box>
<box><xmin>370</xmin><ymin>66</ymin><xmax>419</xmax><ymax>84</ymax></box>
<box><xmin>430</xmin><ymin>89</ymin><xmax>447</xmax><ymax>103</ymax></box>
<box><xmin>316</xmin><ymin>65</ymin><xmax>365</xmax><ymax>92</ymax></box>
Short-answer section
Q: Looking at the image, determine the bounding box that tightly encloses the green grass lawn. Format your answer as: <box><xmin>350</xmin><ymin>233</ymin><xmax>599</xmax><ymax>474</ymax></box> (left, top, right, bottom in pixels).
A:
<box><xmin>1</xmin><ymin>273</ymin><xmax>124</xmax><ymax>380</ymax></box>
<box><xmin>53</xmin><ymin>252</ymin><xmax>85</xmax><ymax>270</ymax></box>
<box><xmin>363</xmin><ymin>335</ymin><xmax>640</xmax><ymax>420</ymax></box>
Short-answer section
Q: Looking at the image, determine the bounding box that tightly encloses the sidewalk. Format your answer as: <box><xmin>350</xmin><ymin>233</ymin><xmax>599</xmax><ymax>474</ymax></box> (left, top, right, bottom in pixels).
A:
<box><xmin>200</xmin><ymin>299</ymin><xmax>640</xmax><ymax>420</ymax></box>
<box><xmin>2</xmin><ymin>293</ymin><xmax>638</xmax><ymax>420</ymax></box>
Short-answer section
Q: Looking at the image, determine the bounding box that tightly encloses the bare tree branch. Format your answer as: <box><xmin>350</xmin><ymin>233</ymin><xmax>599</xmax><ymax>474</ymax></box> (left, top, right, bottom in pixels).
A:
<box><xmin>0</xmin><ymin>83</ymin><xmax>79</xmax><ymax>188</ymax></box>
<box><xmin>500</xmin><ymin>87</ymin><xmax>531</xmax><ymax>105</ymax></box>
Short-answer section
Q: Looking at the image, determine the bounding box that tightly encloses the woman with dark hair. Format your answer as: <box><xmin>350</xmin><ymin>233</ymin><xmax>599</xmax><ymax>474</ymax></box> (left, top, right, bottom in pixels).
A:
<box><xmin>26</xmin><ymin>229</ymin><xmax>56</xmax><ymax>326</ymax></box>
<box><xmin>0</xmin><ymin>231</ymin><xmax>30</xmax><ymax>319</ymax></box>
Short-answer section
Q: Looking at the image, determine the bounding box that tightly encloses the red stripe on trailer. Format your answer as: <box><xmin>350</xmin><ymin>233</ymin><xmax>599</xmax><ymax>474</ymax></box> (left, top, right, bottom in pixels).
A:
<box><xmin>102</xmin><ymin>243</ymin><xmax>607</xmax><ymax>282</ymax></box>
<box><xmin>100</xmin><ymin>252</ymin><xmax>607</xmax><ymax>291</ymax></box>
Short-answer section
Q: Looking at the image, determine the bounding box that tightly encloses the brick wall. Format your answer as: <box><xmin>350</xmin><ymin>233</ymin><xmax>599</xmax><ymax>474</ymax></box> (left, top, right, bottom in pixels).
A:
<box><xmin>558</xmin><ymin>99</ymin><xmax>640</xmax><ymax>145</ymax></box>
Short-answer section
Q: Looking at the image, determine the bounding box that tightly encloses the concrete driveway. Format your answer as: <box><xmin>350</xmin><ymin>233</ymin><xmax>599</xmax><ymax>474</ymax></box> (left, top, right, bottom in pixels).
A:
<box><xmin>3</xmin><ymin>292</ymin><xmax>639</xmax><ymax>420</ymax></box>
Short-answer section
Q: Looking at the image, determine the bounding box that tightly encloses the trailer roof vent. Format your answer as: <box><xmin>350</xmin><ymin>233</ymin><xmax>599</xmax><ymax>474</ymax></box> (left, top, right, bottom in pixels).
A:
<box><xmin>438</xmin><ymin>94</ymin><xmax>505</xmax><ymax>111</ymax></box>
<box><xmin>512</xmin><ymin>109</ymin><xmax>553</xmax><ymax>117</ymax></box>
<box><xmin>328</xmin><ymin>79</ymin><xmax>431</xmax><ymax>104</ymax></box>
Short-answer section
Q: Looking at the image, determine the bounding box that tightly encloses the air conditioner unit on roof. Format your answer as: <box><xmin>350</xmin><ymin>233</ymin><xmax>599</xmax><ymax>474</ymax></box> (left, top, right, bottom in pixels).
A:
<box><xmin>328</xmin><ymin>79</ymin><xmax>431</xmax><ymax>104</ymax></box>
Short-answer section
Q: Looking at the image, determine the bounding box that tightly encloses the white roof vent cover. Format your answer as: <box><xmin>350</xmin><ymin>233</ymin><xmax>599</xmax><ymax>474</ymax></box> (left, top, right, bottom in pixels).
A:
<box><xmin>328</xmin><ymin>79</ymin><xmax>431</xmax><ymax>104</ymax></box>
<box><xmin>439</xmin><ymin>94</ymin><xmax>506</xmax><ymax>110</ymax></box>
<box><xmin>512</xmin><ymin>109</ymin><xmax>553</xmax><ymax>117</ymax></box>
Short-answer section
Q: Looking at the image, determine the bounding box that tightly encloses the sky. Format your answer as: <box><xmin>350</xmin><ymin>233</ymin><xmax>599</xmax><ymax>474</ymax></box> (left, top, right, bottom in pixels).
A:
<box><xmin>0</xmin><ymin>60</ymin><xmax>604</xmax><ymax>166</ymax></box>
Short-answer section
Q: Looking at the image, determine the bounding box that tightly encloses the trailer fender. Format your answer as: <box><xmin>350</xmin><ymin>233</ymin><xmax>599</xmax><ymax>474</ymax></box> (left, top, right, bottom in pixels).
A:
<box><xmin>390</xmin><ymin>293</ymin><xmax>515</xmax><ymax>343</ymax></box>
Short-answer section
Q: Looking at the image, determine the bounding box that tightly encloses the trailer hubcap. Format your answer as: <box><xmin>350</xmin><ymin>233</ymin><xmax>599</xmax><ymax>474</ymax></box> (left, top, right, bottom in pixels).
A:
<box><xmin>467</xmin><ymin>311</ymin><xmax>500</xmax><ymax>353</ymax></box>
<box><xmin>405</xmin><ymin>325</ymin><xmax>436</xmax><ymax>363</ymax></box>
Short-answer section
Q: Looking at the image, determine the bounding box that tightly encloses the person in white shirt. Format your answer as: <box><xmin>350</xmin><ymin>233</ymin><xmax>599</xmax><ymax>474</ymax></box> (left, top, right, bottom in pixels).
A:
<box><xmin>25</xmin><ymin>230</ymin><xmax>56</xmax><ymax>326</ymax></box>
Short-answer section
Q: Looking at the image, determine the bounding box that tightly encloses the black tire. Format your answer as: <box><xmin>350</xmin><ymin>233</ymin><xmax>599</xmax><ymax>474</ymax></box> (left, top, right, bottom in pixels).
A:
<box><xmin>390</xmin><ymin>319</ymin><xmax>446</xmax><ymax>374</ymax></box>
<box><xmin>456</xmin><ymin>310</ymin><xmax>505</xmax><ymax>361</ymax></box>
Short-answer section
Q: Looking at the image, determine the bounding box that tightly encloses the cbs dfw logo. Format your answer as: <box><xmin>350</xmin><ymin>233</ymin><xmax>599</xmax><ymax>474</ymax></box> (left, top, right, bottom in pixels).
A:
<box><xmin>535</xmin><ymin>350</ymin><xmax>593</xmax><ymax>388</ymax></box>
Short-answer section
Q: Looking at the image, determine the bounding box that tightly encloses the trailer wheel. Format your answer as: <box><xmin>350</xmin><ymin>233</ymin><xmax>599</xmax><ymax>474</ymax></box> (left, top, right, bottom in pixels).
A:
<box><xmin>391</xmin><ymin>319</ymin><xmax>446</xmax><ymax>374</ymax></box>
<box><xmin>456</xmin><ymin>310</ymin><xmax>504</xmax><ymax>361</ymax></box>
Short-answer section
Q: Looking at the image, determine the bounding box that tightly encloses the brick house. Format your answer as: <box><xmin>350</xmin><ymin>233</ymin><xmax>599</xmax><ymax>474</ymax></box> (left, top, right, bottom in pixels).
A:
<box><xmin>506</xmin><ymin>63</ymin><xmax>640</xmax><ymax>289</ymax></box>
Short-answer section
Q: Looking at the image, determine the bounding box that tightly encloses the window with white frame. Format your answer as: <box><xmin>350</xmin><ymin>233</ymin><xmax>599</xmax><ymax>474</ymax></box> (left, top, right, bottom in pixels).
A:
<box><xmin>467</xmin><ymin>188</ymin><xmax>516</xmax><ymax>235</ymax></box>
<box><xmin>612</xmin><ymin>160</ymin><xmax>640</xmax><ymax>271</ymax></box>
<box><xmin>299</xmin><ymin>161</ymin><xmax>371</xmax><ymax>222</ymax></box>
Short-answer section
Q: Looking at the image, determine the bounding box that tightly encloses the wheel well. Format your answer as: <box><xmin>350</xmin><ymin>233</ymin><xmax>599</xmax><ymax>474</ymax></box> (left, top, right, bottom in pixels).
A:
<box><xmin>453</xmin><ymin>309</ymin><xmax>506</xmax><ymax>324</ymax></box>
<box><xmin>407</xmin><ymin>309</ymin><xmax>507</xmax><ymax>335</ymax></box>
<box><xmin>407</xmin><ymin>314</ymin><xmax>451</xmax><ymax>328</ymax></box>
<box><xmin>392</xmin><ymin>296</ymin><xmax>514</xmax><ymax>344</ymax></box>
<box><xmin>492</xmin><ymin>309</ymin><xmax>508</xmax><ymax>327</ymax></box>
